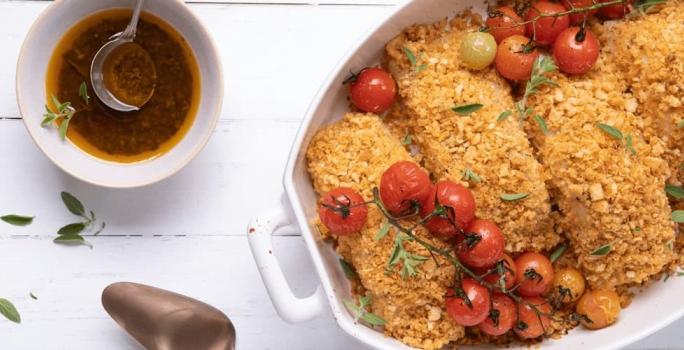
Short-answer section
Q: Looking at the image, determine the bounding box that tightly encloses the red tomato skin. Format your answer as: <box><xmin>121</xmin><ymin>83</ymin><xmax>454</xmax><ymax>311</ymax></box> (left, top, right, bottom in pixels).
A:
<box><xmin>349</xmin><ymin>67</ymin><xmax>397</xmax><ymax>114</ymax></box>
<box><xmin>478</xmin><ymin>294</ymin><xmax>517</xmax><ymax>336</ymax></box>
<box><xmin>553</xmin><ymin>27</ymin><xmax>600</xmax><ymax>75</ymax></box>
<box><xmin>514</xmin><ymin>297</ymin><xmax>552</xmax><ymax>339</ymax></box>
<box><xmin>421</xmin><ymin>180</ymin><xmax>477</xmax><ymax>240</ymax></box>
<box><xmin>482</xmin><ymin>254</ymin><xmax>517</xmax><ymax>290</ymax></box>
<box><xmin>562</xmin><ymin>0</ymin><xmax>599</xmax><ymax>25</ymax></box>
<box><xmin>495</xmin><ymin>35</ymin><xmax>540</xmax><ymax>81</ymax></box>
<box><xmin>525</xmin><ymin>2</ymin><xmax>570</xmax><ymax>46</ymax></box>
<box><xmin>515</xmin><ymin>252</ymin><xmax>555</xmax><ymax>297</ymax></box>
<box><xmin>486</xmin><ymin>6</ymin><xmax>526</xmax><ymax>44</ymax></box>
<box><xmin>456</xmin><ymin>219</ymin><xmax>505</xmax><ymax>269</ymax></box>
<box><xmin>318</xmin><ymin>188</ymin><xmax>368</xmax><ymax>235</ymax></box>
<box><xmin>379</xmin><ymin>161</ymin><xmax>432</xmax><ymax>216</ymax></box>
<box><xmin>446</xmin><ymin>279</ymin><xmax>491</xmax><ymax>327</ymax></box>
<box><xmin>598</xmin><ymin>0</ymin><xmax>632</xmax><ymax>19</ymax></box>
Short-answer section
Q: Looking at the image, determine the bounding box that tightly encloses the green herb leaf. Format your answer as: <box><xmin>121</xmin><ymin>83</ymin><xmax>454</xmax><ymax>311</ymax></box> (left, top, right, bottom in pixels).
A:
<box><xmin>402</xmin><ymin>46</ymin><xmax>426</xmax><ymax>73</ymax></box>
<box><xmin>678</xmin><ymin>271</ymin><xmax>684</xmax><ymax>277</ymax></box>
<box><xmin>53</xmin><ymin>234</ymin><xmax>92</xmax><ymax>248</ymax></box>
<box><xmin>497</xmin><ymin>110</ymin><xmax>512</xmax><ymax>122</ymax></box>
<box><xmin>362</xmin><ymin>311</ymin><xmax>387</xmax><ymax>326</ymax></box>
<box><xmin>61</xmin><ymin>192</ymin><xmax>85</xmax><ymax>216</ymax></box>
<box><xmin>1</xmin><ymin>215</ymin><xmax>34</xmax><ymax>226</ymax></box>
<box><xmin>339</xmin><ymin>259</ymin><xmax>358</xmax><ymax>280</ymax></box>
<box><xmin>678</xmin><ymin>120</ymin><xmax>684</xmax><ymax>128</ymax></box>
<box><xmin>41</xmin><ymin>113</ymin><xmax>57</xmax><ymax>127</ymax></box>
<box><xmin>632</xmin><ymin>226</ymin><xmax>642</xmax><ymax>232</ymax></box>
<box><xmin>452</xmin><ymin>103</ymin><xmax>483</xmax><ymax>116</ymax></box>
<box><xmin>463</xmin><ymin>168</ymin><xmax>481</xmax><ymax>183</ymax></box>
<box><xmin>549</xmin><ymin>243</ymin><xmax>567</xmax><ymax>263</ymax></box>
<box><xmin>375</xmin><ymin>222</ymin><xmax>391</xmax><ymax>241</ymax></box>
<box><xmin>672</xmin><ymin>210</ymin><xmax>684</xmax><ymax>223</ymax></box>
<box><xmin>590</xmin><ymin>244</ymin><xmax>611</xmax><ymax>256</ymax></box>
<box><xmin>500</xmin><ymin>193</ymin><xmax>529</xmax><ymax>201</ymax></box>
<box><xmin>29</xmin><ymin>292</ymin><xmax>37</xmax><ymax>300</ymax></box>
<box><xmin>57</xmin><ymin>223</ymin><xmax>86</xmax><ymax>236</ymax></box>
<box><xmin>402</xmin><ymin>133</ymin><xmax>412</xmax><ymax>145</ymax></box>
<box><xmin>0</xmin><ymin>298</ymin><xmax>20</xmax><ymax>323</ymax></box>
<box><xmin>58</xmin><ymin>118</ymin><xmax>70</xmax><ymax>141</ymax></box>
<box><xmin>343</xmin><ymin>297</ymin><xmax>386</xmax><ymax>327</ymax></box>
<box><xmin>596</xmin><ymin>123</ymin><xmax>623</xmax><ymax>140</ymax></box>
<box><xmin>533</xmin><ymin>114</ymin><xmax>549</xmax><ymax>135</ymax></box>
<box><xmin>51</xmin><ymin>95</ymin><xmax>62</xmax><ymax>112</ymax></box>
<box><xmin>625</xmin><ymin>134</ymin><xmax>637</xmax><ymax>156</ymax></box>
<box><xmin>415</xmin><ymin>64</ymin><xmax>428</xmax><ymax>73</ymax></box>
<box><xmin>79</xmin><ymin>82</ymin><xmax>90</xmax><ymax>105</ymax></box>
<box><xmin>666</xmin><ymin>184</ymin><xmax>684</xmax><ymax>199</ymax></box>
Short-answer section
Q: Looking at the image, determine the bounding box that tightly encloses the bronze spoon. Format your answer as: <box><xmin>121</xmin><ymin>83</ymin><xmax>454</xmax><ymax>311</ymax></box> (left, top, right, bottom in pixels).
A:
<box><xmin>102</xmin><ymin>282</ymin><xmax>236</xmax><ymax>350</ymax></box>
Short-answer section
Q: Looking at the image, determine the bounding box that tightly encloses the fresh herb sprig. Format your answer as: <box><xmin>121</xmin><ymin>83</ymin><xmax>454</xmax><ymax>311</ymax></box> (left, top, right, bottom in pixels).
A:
<box><xmin>514</xmin><ymin>56</ymin><xmax>558</xmax><ymax>122</ymax></box>
<box><xmin>343</xmin><ymin>295</ymin><xmax>386</xmax><ymax>326</ymax></box>
<box><xmin>402</xmin><ymin>46</ymin><xmax>427</xmax><ymax>73</ymax></box>
<box><xmin>55</xmin><ymin>192</ymin><xmax>105</xmax><ymax>247</ymax></box>
<box><xmin>79</xmin><ymin>82</ymin><xmax>91</xmax><ymax>105</ymax></box>
<box><xmin>595</xmin><ymin>123</ymin><xmax>638</xmax><ymax>155</ymax></box>
<box><xmin>42</xmin><ymin>95</ymin><xmax>76</xmax><ymax>141</ymax></box>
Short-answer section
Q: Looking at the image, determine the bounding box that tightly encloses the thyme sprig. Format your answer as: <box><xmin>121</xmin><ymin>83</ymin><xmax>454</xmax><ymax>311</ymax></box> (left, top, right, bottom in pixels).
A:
<box><xmin>515</xmin><ymin>56</ymin><xmax>558</xmax><ymax>122</ymax></box>
<box><xmin>55</xmin><ymin>192</ymin><xmax>105</xmax><ymax>248</ymax></box>
<box><xmin>343</xmin><ymin>295</ymin><xmax>386</xmax><ymax>326</ymax></box>
<box><xmin>42</xmin><ymin>95</ymin><xmax>76</xmax><ymax>141</ymax></box>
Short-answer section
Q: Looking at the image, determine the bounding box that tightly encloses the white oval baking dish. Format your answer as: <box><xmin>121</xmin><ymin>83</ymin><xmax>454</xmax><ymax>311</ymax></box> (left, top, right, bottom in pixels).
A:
<box><xmin>247</xmin><ymin>0</ymin><xmax>684</xmax><ymax>348</ymax></box>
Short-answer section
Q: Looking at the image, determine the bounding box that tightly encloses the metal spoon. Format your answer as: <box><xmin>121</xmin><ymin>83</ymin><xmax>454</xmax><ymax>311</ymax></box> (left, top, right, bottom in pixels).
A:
<box><xmin>90</xmin><ymin>0</ymin><xmax>155</xmax><ymax>112</ymax></box>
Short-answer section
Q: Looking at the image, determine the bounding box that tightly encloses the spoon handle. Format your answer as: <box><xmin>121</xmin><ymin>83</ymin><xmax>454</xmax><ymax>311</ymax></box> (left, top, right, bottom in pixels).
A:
<box><xmin>121</xmin><ymin>0</ymin><xmax>145</xmax><ymax>40</ymax></box>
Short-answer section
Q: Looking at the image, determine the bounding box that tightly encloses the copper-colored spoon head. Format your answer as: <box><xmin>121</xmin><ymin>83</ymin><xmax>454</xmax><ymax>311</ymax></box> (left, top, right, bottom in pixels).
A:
<box><xmin>102</xmin><ymin>282</ymin><xmax>236</xmax><ymax>350</ymax></box>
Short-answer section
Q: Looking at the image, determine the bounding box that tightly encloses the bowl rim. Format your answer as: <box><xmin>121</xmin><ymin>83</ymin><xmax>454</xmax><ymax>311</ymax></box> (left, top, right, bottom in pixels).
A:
<box><xmin>15</xmin><ymin>0</ymin><xmax>224</xmax><ymax>188</ymax></box>
<box><xmin>280</xmin><ymin>0</ymin><xmax>684</xmax><ymax>348</ymax></box>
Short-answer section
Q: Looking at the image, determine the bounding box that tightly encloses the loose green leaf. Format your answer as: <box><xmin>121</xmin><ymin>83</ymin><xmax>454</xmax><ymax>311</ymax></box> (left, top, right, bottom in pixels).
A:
<box><xmin>596</xmin><ymin>123</ymin><xmax>623</xmax><ymax>140</ymax></box>
<box><xmin>29</xmin><ymin>292</ymin><xmax>37</xmax><ymax>300</ymax></box>
<box><xmin>362</xmin><ymin>311</ymin><xmax>387</xmax><ymax>326</ymax></box>
<box><xmin>549</xmin><ymin>243</ymin><xmax>567</xmax><ymax>263</ymax></box>
<box><xmin>57</xmin><ymin>223</ymin><xmax>86</xmax><ymax>236</ymax></box>
<box><xmin>79</xmin><ymin>82</ymin><xmax>90</xmax><ymax>104</ymax></box>
<box><xmin>402</xmin><ymin>133</ymin><xmax>412</xmax><ymax>145</ymax></box>
<box><xmin>0</xmin><ymin>298</ymin><xmax>20</xmax><ymax>323</ymax></box>
<box><xmin>402</xmin><ymin>46</ymin><xmax>427</xmax><ymax>73</ymax></box>
<box><xmin>61</xmin><ymin>192</ymin><xmax>85</xmax><ymax>216</ymax></box>
<box><xmin>339</xmin><ymin>259</ymin><xmax>358</xmax><ymax>280</ymax></box>
<box><xmin>666</xmin><ymin>184</ymin><xmax>684</xmax><ymax>199</ymax></box>
<box><xmin>678</xmin><ymin>271</ymin><xmax>684</xmax><ymax>277</ymax></box>
<box><xmin>496</xmin><ymin>110</ymin><xmax>512</xmax><ymax>122</ymax></box>
<box><xmin>53</xmin><ymin>234</ymin><xmax>92</xmax><ymax>248</ymax></box>
<box><xmin>590</xmin><ymin>244</ymin><xmax>611</xmax><ymax>256</ymax></box>
<box><xmin>672</xmin><ymin>210</ymin><xmax>684</xmax><ymax>223</ymax></box>
<box><xmin>533</xmin><ymin>114</ymin><xmax>549</xmax><ymax>135</ymax></box>
<box><xmin>58</xmin><ymin>118</ymin><xmax>70</xmax><ymax>141</ymax></box>
<box><xmin>500</xmin><ymin>193</ymin><xmax>529</xmax><ymax>201</ymax></box>
<box><xmin>625</xmin><ymin>134</ymin><xmax>637</xmax><ymax>156</ymax></box>
<box><xmin>463</xmin><ymin>168</ymin><xmax>481</xmax><ymax>183</ymax></box>
<box><xmin>343</xmin><ymin>297</ymin><xmax>386</xmax><ymax>326</ymax></box>
<box><xmin>452</xmin><ymin>103</ymin><xmax>483</xmax><ymax>116</ymax></box>
<box><xmin>1</xmin><ymin>215</ymin><xmax>34</xmax><ymax>226</ymax></box>
<box><xmin>375</xmin><ymin>222</ymin><xmax>391</xmax><ymax>241</ymax></box>
<box><xmin>678</xmin><ymin>120</ymin><xmax>684</xmax><ymax>128</ymax></box>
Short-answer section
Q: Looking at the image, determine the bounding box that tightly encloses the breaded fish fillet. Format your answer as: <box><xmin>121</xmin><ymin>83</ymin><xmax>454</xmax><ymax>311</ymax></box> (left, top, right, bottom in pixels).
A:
<box><xmin>528</xmin><ymin>56</ymin><xmax>676</xmax><ymax>289</ymax></box>
<box><xmin>384</xmin><ymin>16</ymin><xmax>559</xmax><ymax>253</ymax></box>
<box><xmin>306</xmin><ymin>113</ymin><xmax>463</xmax><ymax>350</ymax></box>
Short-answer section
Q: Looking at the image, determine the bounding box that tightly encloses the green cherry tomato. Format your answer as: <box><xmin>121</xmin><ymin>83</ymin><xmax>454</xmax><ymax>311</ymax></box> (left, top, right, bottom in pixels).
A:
<box><xmin>460</xmin><ymin>32</ymin><xmax>497</xmax><ymax>70</ymax></box>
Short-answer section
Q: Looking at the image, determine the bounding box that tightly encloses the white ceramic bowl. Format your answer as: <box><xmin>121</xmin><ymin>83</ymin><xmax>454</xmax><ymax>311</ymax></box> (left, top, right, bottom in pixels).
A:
<box><xmin>16</xmin><ymin>0</ymin><xmax>223</xmax><ymax>188</ymax></box>
<box><xmin>248</xmin><ymin>0</ymin><xmax>684</xmax><ymax>348</ymax></box>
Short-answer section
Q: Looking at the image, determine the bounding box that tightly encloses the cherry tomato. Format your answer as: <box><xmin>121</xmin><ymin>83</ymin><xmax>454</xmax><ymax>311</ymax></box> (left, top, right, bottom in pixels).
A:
<box><xmin>515</xmin><ymin>297</ymin><xmax>552</xmax><ymax>339</ymax></box>
<box><xmin>495</xmin><ymin>35</ymin><xmax>540</xmax><ymax>81</ymax></box>
<box><xmin>562</xmin><ymin>0</ymin><xmax>599</xmax><ymax>25</ymax></box>
<box><xmin>420</xmin><ymin>180</ymin><xmax>476</xmax><ymax>240</ymax></box>
<box><xmin>553</xmin><ymin>27</ymin><xmax>600</xmax><ymax>75</ymax></box>
<box><xmin>551</xmin><ymin>267</ymin><xmax>586</xmax><ymax>304</ymax></box>
<box><xmin>576</xmin><ymin>290</ymin><xmax>621</xmax><ymax>329</ymax></box>
<box><xmin>348</xmin><ymin>67</ymin><xmax>397</xmax><ymax>114</ymax></box>
<box><xmin>486</xmin><ymin>6</ymin><xmax>526</xmax><ymax>44</ymax></box>
<box><xmin>525</xmin><ymin>1</ymin><xmax>570</xmax><ymax>46</ymax></box>
<box><xmin>515</xmin><ymin>252</ymin><xmax>554</xmax><ymax>297</ymax></box>
<box><xmin>478</xmin><ymin>294</ymin><xmax>517</xmax><ymax>336</ymax></box>
<box><xmin>456</xmin><ymin>219</ymin><xmax>505</xmax><ymax>269</ymax></box>
<box><xmin>482</xmin><ymin>254</ymin><xmax>517</xmax><ymax>290</ymax></box>
<box><xmin>318</xmin><ymin>187</ymin><xmax>368</xmax><ymax>235</ymax></box>
<box><xmin>379</xmin><ymin>161</ymin><xmax>431</xmax><ymax>217</ymax></box>
<box><xmin>460</xmin><ymin>32</ymin><xmax>498</xmax><ymax>70</ymax></box>
<box><xmin>598</xmin><ymin>0</ymin><xmax>632</xmax><ymax>19</ymax></box>
<box><xmin>445</xmin><ymin>279</ymin><xmax>491</xmax><ymax>326</ymax></box>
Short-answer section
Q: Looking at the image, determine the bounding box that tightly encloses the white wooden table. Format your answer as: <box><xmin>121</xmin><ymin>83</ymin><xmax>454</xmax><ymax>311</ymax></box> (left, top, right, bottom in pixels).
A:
<box><xmin>0</xmin><ymin>0</ymin><xmax>681</xmax><ymax>349</ymax></box>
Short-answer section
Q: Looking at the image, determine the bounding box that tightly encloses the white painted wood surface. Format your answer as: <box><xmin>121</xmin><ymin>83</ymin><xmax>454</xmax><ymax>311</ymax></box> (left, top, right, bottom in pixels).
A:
<box><xmin>0</xmin><ymin>0</ymin><xmax>681</xmax><ymax>349</ymax></box>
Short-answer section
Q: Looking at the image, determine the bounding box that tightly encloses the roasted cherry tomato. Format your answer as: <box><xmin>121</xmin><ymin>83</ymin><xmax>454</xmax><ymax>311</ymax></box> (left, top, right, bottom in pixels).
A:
<box><xmin>486</xmin><ymin>6</ymin><xmax>526</xmax><ymax>44</ymax></box>
<box><xmin>318</xmin><ymin>187</ymin><xmax>368</xmax><ymax>235</ymax></box>
<box><xmin>598</xmin><ymin>0</ymin><xmax>632</xmax><ymax>19</ymax></box>
<box><xmin>478</xmin><ymin>293</ymin><xmax>517</xmax><ymax>336</ymax></box>
<box><xmin>482</xmin><ymin>254</ymin><xmax>517</xmax><ymax>290</ymax></box>
<box><xmin>525</xmin><ymin>1</ymin><xmax>570</xmax><ymax>46</ymax></box>
<box><xmin>562</xmin><ymin>0</ymin><xmax>599</xmax><ymax>25</ymax></box>
<box><xmin>420</xmin><ymin>180</ymin><xmax>476</xmax><ymax>240</ymax></box>
<box><xmin>515</xmin><ymin>252</ymin><xmax>554</xmax><ymax>297</ymax></box>
<box><xmin>460</xmin><ymin>32</ymin><xmax>498</xmax><ymax>70</ymax></box>
<box><xmin>446</xmin><ymin>279</ymin><xmax>491</xmax><ymax>326</ymax></box>
<box><xmin>456</xmin><ymin>219</ymin><xmax>505</xmax><ymax>269</ymax></box>
<box><xmin>348</xmin><ymin>67</ymin><xmax>397</xmax><ymax>114</ymax></box>
<box><xmin>553</xmin><ymin>27</ymin><xmax>600</xmax><ymax>75</ymax></box>
<box><xmin>515</xmin><ymin>297</ymin><xmax>552</xmax><ymax>339</ymax></box>
<box><xmin>495</xmin><ymin>35</ymin><xmax>540</xmax><ymax>81</ymax></box>
<box><xmin>576</xmin><ymin>289</ymin><xmax>621</xmax><ymax>329</ymax></box>
<box><xmin>551</xmin><ymin>267</ymin><xmax>586</xmax><ymax>305</ymax></box>
<box><xmin>379</xmin><ymin>161</ymin><xmax>431</xmax><ymax>217</ymax></box>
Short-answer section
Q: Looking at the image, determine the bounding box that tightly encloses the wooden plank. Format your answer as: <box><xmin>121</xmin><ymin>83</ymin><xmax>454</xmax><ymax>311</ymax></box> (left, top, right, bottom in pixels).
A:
<box><xmin>2</xmin><ymin>2</ymin><xmax>392</xmax><ymax>120</ymax></box>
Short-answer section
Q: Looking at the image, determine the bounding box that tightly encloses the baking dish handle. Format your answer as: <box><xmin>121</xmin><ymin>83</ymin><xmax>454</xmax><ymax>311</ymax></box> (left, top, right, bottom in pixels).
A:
<box><xmin>247</xmin><ymin>206</ymin><xmax>326</xmax><ymax>323</ymax></box>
